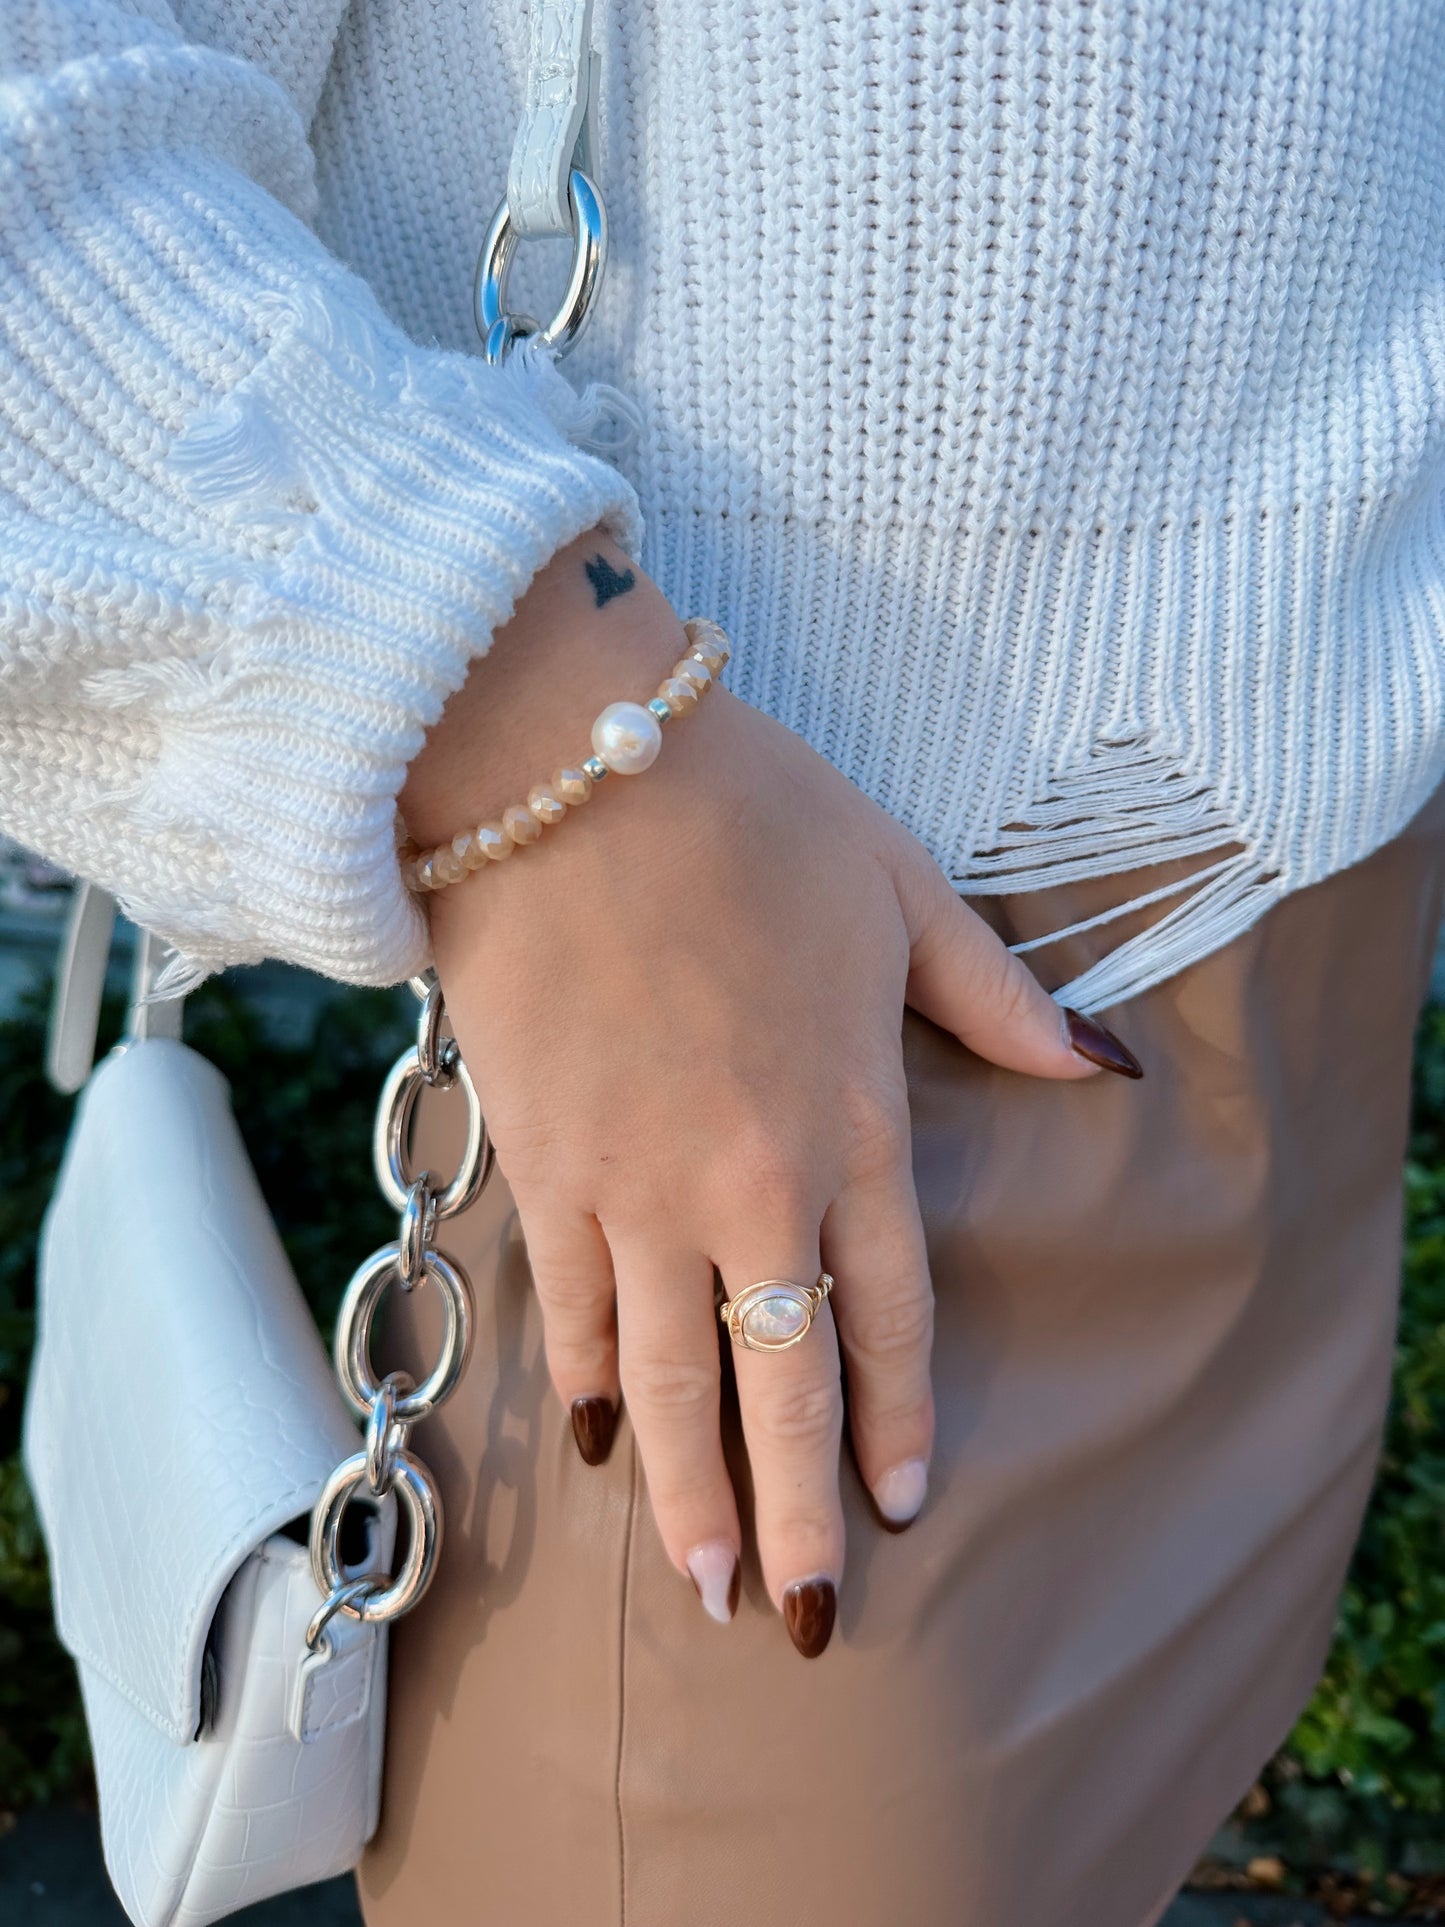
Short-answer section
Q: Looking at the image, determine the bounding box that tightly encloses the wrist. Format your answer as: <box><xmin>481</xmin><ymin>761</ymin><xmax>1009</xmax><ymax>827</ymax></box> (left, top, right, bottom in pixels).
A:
<box><xmin>399</xmin><ymin>526</ymin><xmax>687</xmax><ymax>848</ymax></box>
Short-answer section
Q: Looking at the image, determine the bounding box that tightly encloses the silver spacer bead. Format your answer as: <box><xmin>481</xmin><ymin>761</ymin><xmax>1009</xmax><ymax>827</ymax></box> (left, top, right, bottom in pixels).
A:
<box><xmin>646</xmin><ymin>696</ymin><xmax>674</xmax><ymax>725</ymax></box>
<box><xmin>582</xmin><ymin>755</ymin><xmax>610</xmax><ymax>783</ymax></box>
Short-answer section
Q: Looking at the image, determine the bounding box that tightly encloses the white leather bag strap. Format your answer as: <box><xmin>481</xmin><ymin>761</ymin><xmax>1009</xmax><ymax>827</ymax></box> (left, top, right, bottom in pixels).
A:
<box><xmin>47</xmin><ymin>882</ymin><xmax>115</xmax><ymax>1094</ymax></box>
<box><xmin>476</xmin><ymin>0</ymin><xmax>608</xmax><ymax>362</ymax></box>
<box><xmin>507</xmin><ymin>0</ymin><xmax>600</xmax><ymax>238</ymax></box>
<box><xmin>127</xmin><ymin>928</ymin><xmax>186</xmax><ymax>1043</ymax></box>
<box><xmin>47</xmin><ymin>881</ymin><xmax>183</xmax><ymax>1094</ymax></box>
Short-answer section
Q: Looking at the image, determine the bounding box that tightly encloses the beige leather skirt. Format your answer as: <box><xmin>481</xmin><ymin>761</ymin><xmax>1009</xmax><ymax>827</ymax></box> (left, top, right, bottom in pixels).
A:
<box><xmin>357</xmin><ymin>780</ymin><xmax>1445</xmax><ymax>1927</ymax></box>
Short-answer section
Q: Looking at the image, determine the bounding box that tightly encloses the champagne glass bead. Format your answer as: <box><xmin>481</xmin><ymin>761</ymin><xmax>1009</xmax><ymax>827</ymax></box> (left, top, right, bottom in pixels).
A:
<box><xmin>673</xmin><ymin>658</ymin><xmax>712</xmax><ymax>694</ymax></box>
<box><xmin>415</xmin><ymin>855</ymin><xmax>439</xmax><ymax>889</ymax></box>
<box><xmin>527</xmin><ymin>783</ymin><xmax>568</xmax><ymax>826</ymax></box>
<box><xmin>503</xmin><ymin>802</ymin><xmax>544</xmax><ymax>845</ymax></box>
<box><xmin>658</xmin><ymin>676</ymin><xmax>700</xmax><ymax>716</ymax></box>
<box><xmin>453</xmin><ymin>829</ymin><xmax>489</xmax><ymax>871</ymax></box>
<box><xmin>476</xmin><ymin>820</ymin><xmax>514</xmax><ymax>861</ymax></box>
<box><xmin>552</xmin><ymin>766</ymin><xmax>594</xmax><ymax>807</ymax></box>
<box><xmin>684</xmin><ymin>623</ymin><xmax>730</xmax><ymax>673</ymax></box>
<box><xmin>433</xmin><ymin>845</ymin><xmax>466</xmax><ymax>885</ymax></box>
<box><xmin>591</xmin><ymin>700</ymin><xmax>663</xmax><ymax>774</ymax></box>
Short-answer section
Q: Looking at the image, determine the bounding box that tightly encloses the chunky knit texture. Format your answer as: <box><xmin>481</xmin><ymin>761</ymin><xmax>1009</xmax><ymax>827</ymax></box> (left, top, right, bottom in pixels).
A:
<box><xmin>2</xmin><ymin>1</ymin><xmax>1445</xmax><ymax>1004</ymax></box>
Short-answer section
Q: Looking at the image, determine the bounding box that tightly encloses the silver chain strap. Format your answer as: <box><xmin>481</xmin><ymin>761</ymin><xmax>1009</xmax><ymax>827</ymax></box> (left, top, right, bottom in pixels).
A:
<box><xmin>305</xmin><ymin>975</ymin><xmax>494</xmax><ymax>1652</ymax></box>
<box><xmin>302</xmin><ymin>5</ymin><xmax>605</xmax><ymax>1651</ymax></box>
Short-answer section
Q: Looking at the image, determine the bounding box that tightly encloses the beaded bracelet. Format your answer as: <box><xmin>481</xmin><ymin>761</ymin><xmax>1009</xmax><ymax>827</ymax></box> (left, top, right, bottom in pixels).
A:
<box><xmin>398</xmin><ymin>616</ymin><xmax>731</xmax><ymax>894</ymax></box>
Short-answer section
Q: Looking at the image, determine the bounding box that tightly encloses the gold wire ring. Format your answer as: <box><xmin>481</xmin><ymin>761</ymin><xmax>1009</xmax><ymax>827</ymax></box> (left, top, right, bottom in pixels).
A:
<box><xmin>718</xmin><ymin>1272</ymin><xmax>834</xmax><ymax>1353</ymax></box>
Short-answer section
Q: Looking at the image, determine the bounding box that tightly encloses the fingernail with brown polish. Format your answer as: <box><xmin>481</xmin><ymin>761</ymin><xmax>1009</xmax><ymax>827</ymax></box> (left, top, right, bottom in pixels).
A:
<box><xmin>686</xmin><ymin>1541</ymin><xmax>741</xmax><ymax>1624</ymax></box>
<box><xmin>872</xmin><ymin>1457</ymin><xmax>928</xmax><ymax>1531</ymax></box>
<box><xmin>1063</xmin><ymin>1007</ymin><xmax>1144</xmax><ymax>1079</ymax></box>
<box><xmin>782</xmin><ymin>1577</ymin><xmax>837</xmax><ymax>1658</ymax></box>
<box><xmin>570</xmin><ymin>1395</ymin><xmax>617</xmax><ymax>1466</ymax></box>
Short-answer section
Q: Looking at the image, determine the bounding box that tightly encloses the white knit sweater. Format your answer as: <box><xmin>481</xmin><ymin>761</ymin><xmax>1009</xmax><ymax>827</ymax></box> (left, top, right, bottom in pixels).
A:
<box><xmin>3</xmin><ymin>0</ymin><xmax>1444</xmax><ymax>1008</ymax></box>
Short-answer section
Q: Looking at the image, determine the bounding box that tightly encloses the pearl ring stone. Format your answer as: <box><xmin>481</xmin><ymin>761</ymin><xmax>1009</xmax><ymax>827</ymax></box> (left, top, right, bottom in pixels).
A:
<box><xmin>718</xmin><ymin>1273</ymin><xmax>835</xmax><ymax>1352</ymax></box>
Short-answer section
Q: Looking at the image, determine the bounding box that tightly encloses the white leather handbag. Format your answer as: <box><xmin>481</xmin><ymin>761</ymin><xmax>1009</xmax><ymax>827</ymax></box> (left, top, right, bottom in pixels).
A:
<box><xmin>23</xmin><ymin>885</ymin><xmax>492</xmax><ymax>1925</ymax></box>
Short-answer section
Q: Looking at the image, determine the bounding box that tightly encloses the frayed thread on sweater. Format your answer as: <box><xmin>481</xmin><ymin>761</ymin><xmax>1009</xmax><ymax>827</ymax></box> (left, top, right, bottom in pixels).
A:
<box><xmin>163</xmin><ymin>280</ymin><xmax>641</xmax><ymax>536</ymax></box>
<box><xmin>957</xmin><ymin>736</ymin><xmax>1278</xmax><ymax>1013</ymax></box>
<box><xmin>136</xmin><ymin>947</ymin><xmax>212</xmax><ymax>1003</ymax></box>
<box><xmin>502</xmin><ymin>334</ymin><xmax>644</xmax><ymax>453</ymax></box>
<box><xmin>1020</xmin><ymin>854</ymin><xmax>1283</xmax><ymax>1013</ymax></box>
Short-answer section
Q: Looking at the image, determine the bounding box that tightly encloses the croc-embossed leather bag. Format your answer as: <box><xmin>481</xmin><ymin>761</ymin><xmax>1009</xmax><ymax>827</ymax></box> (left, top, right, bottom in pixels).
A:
<box><xmin>24</xmin><ymin>886</ymin><xmax>490</xmax><ymax>1925</ymax></box>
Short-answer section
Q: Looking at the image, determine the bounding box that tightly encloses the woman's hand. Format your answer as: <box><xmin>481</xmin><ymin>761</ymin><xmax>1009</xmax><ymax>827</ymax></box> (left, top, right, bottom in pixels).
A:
<box><xmin>402</xmin><ymin>529</ymin><xmax>1140</xmax><ymax>1656</ymax></box>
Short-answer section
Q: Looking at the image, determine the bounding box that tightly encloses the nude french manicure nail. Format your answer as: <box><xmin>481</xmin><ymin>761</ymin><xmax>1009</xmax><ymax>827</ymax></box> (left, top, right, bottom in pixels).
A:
<box><xmin>782</xmin><ymin>1576</ymin><xmax>837</xmax><ymax>1658</ymax></box>
<box><xmin>872</xmin><ymin>1457</ymin><xmax>928</xmax><ymax>1530</ymax></box>
<box><xmin>1063</xmin><ymin>1006</ymin><xmax>1144</xmax><ymax>1079</ymax></box>
<box><xmin>570</xmin><ymin>1395</ymin><xmax>617</xmax><ymax>1466</ymax></box>
<box><xmin>686</xmin><ymin>1541</ymin><xmax>741</xmax><ymax>1624</ymax></box>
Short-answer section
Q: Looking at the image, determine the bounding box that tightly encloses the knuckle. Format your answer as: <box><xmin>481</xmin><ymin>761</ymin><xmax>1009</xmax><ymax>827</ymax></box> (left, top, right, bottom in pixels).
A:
<box><xmin>620</xmin><ymin>1350</ymin><xmax>717</xmax><ymax>1422</ymax></box>
<box><xmin>851</xmin><ymin>1385</ymin><xmax>936</xmax><ymax>1459</ymax></box>
<box><xmin>896</xmin><ymin>846</ymin><xmax>944</xmax><ymax>949</ymax></box>
<box><xmin>977</xmin><ymin>945</ymin><xmax>1038</xmax><ymax>1031</ymax></box>
<box><xmin>758</xmin><ymin>1500</ymin><xmax>845</xmax><ymax>1572</ymax></box>
<box><xmin>755</xmin><ymin>1377</ymin><xmax>841</xmax><ymax>1450</ymax></box>
<box><xmin>545</xmin><ymin>1335</ymin><xmax>613</xmax><ymax>1395</ymax></box>
<box><xmin>492</xmin><ymin>1119</ymin><xmax>560</xmax><ymax>1195</ymax></box>
<box><xmin>840</xmin><ymin>1085</ymin><xmax>910</xmax><ymax>1185</ymax></box>
<box><xmin>724</xmin><ymin>1124</ymin><xmax>813</xmax><ymax>1218</ymax></box>
<box><xmin>533</xmin><ymin>1263</ymin><xmax>611</xmax><ymax>1321</ymax></box>
<box><xmin>764</xmin><ymin>1524</ymin><xmax>841</xmax><ymax>1577</ymax></box>
<box><xmin>847</xmin><ymin>1291</ymin><xmax>934</xmax><ymax>1365</ymax></box>
<box><xmin>645</xmin><ymin>1463</ymin><xmax>729</xmax><ymax>1517</ymax></box>
<box><xmin>579</xmin><ymin>1156</ymin><xmax>649</xmax><ymax>1231</ymax></box>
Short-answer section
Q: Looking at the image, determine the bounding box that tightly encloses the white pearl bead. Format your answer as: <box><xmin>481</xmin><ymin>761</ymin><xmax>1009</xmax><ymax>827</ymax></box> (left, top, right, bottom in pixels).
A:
<box><xmin>591</xmin><ymin>700</ymin><xmax>663</xmax><ymax>775</ymax></box>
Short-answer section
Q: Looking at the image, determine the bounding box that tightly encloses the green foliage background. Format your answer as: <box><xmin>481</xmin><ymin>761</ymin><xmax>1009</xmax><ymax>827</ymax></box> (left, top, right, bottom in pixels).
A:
<box><xmin>1247</xmin><ymin>1001</ymin><xmax>1445</xmax><ymax>1880</ymax></box>
<box><xmin>4</xmin><ymin>974</ymin><xmax>1445</xmax><ymax>1878</ymax></box>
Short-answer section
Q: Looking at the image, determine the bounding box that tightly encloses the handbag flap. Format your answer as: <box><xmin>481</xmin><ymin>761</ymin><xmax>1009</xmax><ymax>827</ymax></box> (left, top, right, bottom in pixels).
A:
<box><xmin>23</xmin><ymin>1037</ymin><xmax>364</xmax><ymax>1744</ymax></box>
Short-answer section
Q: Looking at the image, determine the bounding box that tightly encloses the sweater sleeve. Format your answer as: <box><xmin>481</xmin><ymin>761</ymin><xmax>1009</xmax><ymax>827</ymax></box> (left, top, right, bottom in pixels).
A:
<box><xmin>0</xmin><ymin>0</ymin><xmax>641</xmax><ymax>986</ymax></box>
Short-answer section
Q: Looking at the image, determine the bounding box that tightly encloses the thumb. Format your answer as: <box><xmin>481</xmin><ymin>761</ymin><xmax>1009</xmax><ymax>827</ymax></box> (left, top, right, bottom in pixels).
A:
<box><xmin>894</xmin><ymin>847</ymin><xmax>1143</xmax><ymax>1082</ymax></box>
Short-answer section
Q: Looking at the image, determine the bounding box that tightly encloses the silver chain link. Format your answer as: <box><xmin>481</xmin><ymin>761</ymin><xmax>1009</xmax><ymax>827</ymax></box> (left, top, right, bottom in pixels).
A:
<box><xmin>473</xmin><ymin>165</ymin><xmax>606</xmax><ymax>366</ymax></box>
<box><xmin>305</xmin><ymin>975</ymin><xmax>494</xmax><ymax>1651</ymax></box>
